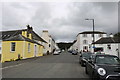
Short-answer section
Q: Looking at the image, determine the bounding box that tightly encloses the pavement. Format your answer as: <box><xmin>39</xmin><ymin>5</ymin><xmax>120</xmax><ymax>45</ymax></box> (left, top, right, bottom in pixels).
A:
<box><xmin>2</xmin><ymin>51</ymin><xmax>90</xmax><ymax>79</ymax></box>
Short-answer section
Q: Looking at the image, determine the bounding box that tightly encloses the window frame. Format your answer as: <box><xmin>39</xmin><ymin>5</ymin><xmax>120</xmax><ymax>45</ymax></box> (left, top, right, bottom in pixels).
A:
<box><xmin>99</xmin><ymin>34</ymin><xmax>103</xmax><ymax>37</ymax></box>
<box><xmin>28</xmin><ymin>43</ymin><xmax>31</xmax><ymax>52</ymax></box>
<box><xmin>10</xmin><ymin>42</ymin><xmax>16</xmax><ymax>52</ymax></box>
<box><xmin>83</xmin><ymin>34</ymin><xmax>87</xmax><ymax>37</ymax></box>
<box><xmin>83</xmin><ymin>40</ymin><xmax>88</xmax><ymax>44</ymax></box>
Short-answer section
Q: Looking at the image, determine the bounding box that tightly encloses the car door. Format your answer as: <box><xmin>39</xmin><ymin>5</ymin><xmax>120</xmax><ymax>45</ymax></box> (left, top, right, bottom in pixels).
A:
<box><xmin>87</xmin><ymin>55</ymin><xmax>95</xmax><ymax>76</ymax></box>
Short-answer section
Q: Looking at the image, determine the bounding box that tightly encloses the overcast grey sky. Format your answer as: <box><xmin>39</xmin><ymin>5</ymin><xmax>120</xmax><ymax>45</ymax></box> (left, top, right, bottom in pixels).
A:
<box><xmin>1</xmin><ymin>2</ymin><xmax>118</xmax><ymax>42</ymax></box>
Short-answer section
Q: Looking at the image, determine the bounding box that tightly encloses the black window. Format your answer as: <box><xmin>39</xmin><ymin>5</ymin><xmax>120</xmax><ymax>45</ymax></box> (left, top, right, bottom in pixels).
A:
<box><xmin>49</xmin><ymin>44</ymin><xmax>51</xmax><ymax>47</ymax></box>
<box><xmin>11</xmin><ymin>42</ymin><xmax>16</xmax><ymax>52</ymax></box>
<box><xmin>107</xmin><ymin>44</ymin><xmax>111</xmax><ymax>50</ymax></box>
<box><xmin>83</xmin><ymin>40</ymin><xmax>88</xmax><ymax>44</ymax></box>
<box><xmin>99</xmin><ymin>34</ymin><xmax>103</xmax><ymax>37</ymax></box>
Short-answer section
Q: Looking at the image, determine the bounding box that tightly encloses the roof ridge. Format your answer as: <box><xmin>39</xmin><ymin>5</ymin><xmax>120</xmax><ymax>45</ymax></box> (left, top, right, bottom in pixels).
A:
<box><xmin>0</xmin><ymin>29</ymin><xmax>27</xmax><ymax>33</ymax></box>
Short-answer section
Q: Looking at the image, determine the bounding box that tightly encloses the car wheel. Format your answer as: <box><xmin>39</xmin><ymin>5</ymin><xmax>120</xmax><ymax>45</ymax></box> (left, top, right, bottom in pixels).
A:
<box><xmin>91</xmin><ymin>72</ymin><xmax>97</xmax><ymax>80</ymax></box>
<box><xmin>85</xmin><ymin>66</ymin><xmax>88</xmax><ymax>74</ymax></box>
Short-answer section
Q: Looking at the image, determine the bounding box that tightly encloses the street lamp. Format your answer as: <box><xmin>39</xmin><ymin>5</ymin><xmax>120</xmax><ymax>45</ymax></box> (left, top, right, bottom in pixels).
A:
<box><xmin>85</xmin><ymin>18</ymin><xmax>95</xmax><ymax>52</ymax></box>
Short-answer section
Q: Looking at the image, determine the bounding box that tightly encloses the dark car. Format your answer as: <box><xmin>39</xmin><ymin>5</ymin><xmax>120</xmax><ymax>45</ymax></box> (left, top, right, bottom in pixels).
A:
<box><xmin>72</xmin><ymin>50</ymin><xmax>78</xmax><ymax>55</ymax></box>
<box><xmin>68</xmin><ymin>50</ymin><xmax>73</xmax><ymax>53</ymax></box>
<box><xmin>79</xmin><ymin>52</ymin><xmax>93</xmax><ymax>66</ymax></box>
<box><xmin>85</xmin><ymin>54</ymin><xmax>120</xmax><ymax>80</ymax></box>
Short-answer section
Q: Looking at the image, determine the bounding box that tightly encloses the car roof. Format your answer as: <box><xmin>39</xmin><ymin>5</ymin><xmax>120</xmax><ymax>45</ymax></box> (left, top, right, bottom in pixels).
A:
<box><xmin>82</xmin><ymin>52</ymin><xmax>93</xmax><ymax>54</ymax></box>
<box><xmin>92</xmin><ymin>54</ymin><xmax>118</xmax><ymax>57</ymax></box>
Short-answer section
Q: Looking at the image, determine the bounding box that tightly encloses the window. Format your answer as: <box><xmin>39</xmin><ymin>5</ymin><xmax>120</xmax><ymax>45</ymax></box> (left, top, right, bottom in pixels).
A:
<box><xmin>49</xmin><ymin>39</ymin><xmax>51</xmax><ymax>42</ymax></box>
<box><xmin>11</xmin><ymin>42</ymin><xmax>16</xmax><ymax>52</ymax></box>
<box><xmin>107</xmin><ymin>44</ymin><xmax>111</xmax><ymax>50</ymax></box>
<box><xmin>94</xmin><ymin>47</ymin><xmax>103</xmax><ymax>52</ymax></box>
<box><xmin>83</xmin><ymin>34</ymin><xmax>87</xmax><ymax>37</ymax></box>
<box><xmin>83</xmin><ymin>40</ymin><xmax>88</xmax><ymax>44</ymax></box>
<box><xmin>49</xmin><ymin>44</ymin><xmax>51</xmax><ymax>47</ymax></box>
<box><xmin>83</xmin><ymin>46</ymin><xmax>88</xmax><ymax>50</ymax></box>
<box><xmin>99</xmin><ymin>34</ymin><xmax>103</xmax><ymax>37</ymax></box>
<box><xmin>28</xmin><ymin>43</ymin><xmax>30</xmax><ymax>52</ymax></box>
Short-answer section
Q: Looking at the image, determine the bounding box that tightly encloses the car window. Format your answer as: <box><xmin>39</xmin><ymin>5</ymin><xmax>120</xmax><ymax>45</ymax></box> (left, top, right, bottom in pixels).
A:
<box><xmin>82</xmin><ymin>53</ymin><xmax>92</xmax><ymax>59</ymax></box>
<box><xmin>95</xmin><ymin>56</ymin><xmax>120</xmax><ymax>65</ymax></box>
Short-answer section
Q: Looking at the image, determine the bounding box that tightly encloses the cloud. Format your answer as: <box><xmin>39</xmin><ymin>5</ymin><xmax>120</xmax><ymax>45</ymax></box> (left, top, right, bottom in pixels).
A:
<box><xmin>2</xmin><ymin>2</ymin><xmax>118</xmax><ymax>42</ymax></box>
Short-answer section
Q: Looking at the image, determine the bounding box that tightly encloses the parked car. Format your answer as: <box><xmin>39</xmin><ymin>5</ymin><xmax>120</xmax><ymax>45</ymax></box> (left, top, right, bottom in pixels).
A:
<box><xmin>53</xmin><ymin>49</ymin><xmax>61</xmax><ymax>55</ymax></box>
<box><xmin>85</xmin><ymin>54</ymin><xmax>120</xmax><ymax>80</ymax></box>
<box><xmin>72</xmin><ymin>50</ymin><xmax>78</xmax><ymax>55</ymax></box>
<box><xmin>79</xmin><ymin>52</ymin><xmax>93</xmax><ymax>66</ymax></box>
<box><xmin>68</xmin><ymin>50</ymin><xmax>73</xmax><ymax>53</ymax></box>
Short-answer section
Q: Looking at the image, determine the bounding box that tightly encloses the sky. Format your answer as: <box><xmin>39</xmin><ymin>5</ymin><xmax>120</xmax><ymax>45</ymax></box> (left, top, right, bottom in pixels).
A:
<box><xmin>1</xmin><ymin>1</ymin><xmax>119</xmax><ymax>42</ymax></box>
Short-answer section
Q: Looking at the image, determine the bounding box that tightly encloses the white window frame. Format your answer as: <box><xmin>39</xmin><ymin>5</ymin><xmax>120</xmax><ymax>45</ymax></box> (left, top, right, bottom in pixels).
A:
<box><xmin>83</xmin><ymin>34</ymin><xmax>87</xmax><ymax>37</ymax></box>
<box><xmin>28</xmin><ymin>43</ymin><xmax>30</xmax><ymax>52</ymax></box>
<box><xmin>10</xmin><ymin>42</ymin><xmax>16</xmax><ymax>52</ymax></box>
<box><xmin>83</xmin><ymin>40</ymin><xmax>88</xmax><ymax>44</ymax></box>
<box><xmin>99</xmin><ymin>34</ymin><xmax>103</xmax><ymax>37</ymax></box>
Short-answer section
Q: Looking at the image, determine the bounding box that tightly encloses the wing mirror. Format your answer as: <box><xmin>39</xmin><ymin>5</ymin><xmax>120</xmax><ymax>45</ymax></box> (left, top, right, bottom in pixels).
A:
<box><xmin>88</xmin><ymin>58</ymin><xmax>92</xmax><ymax>63</ymax></box>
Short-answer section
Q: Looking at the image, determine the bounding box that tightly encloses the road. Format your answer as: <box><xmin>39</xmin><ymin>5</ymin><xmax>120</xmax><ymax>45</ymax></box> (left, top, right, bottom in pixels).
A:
<box><xmin>2</xmin><ymin>51</ymin><xmax>89</xmax><ymax>79</ymax></box>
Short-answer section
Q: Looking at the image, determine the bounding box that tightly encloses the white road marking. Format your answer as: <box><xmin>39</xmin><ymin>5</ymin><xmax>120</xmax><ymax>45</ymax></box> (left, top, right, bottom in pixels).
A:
<box><xmin>0</xmin><ymin>63</ymin><xmax>23</xmax><ymax>70</ymax></box>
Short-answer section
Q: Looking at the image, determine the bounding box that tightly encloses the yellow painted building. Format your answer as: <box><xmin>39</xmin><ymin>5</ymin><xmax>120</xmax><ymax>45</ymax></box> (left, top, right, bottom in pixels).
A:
<box><xmin>1</xmin><ymin>25</ymin><xmax>46</xmax><ymax>63</ymax></box>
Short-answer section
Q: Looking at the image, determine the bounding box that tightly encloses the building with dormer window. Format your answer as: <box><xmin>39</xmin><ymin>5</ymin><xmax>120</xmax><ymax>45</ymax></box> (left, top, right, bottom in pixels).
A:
<box><xmin>0</xmin><ymin>25</ymin><xmax>47</xmax><ymax>63</ymax></box>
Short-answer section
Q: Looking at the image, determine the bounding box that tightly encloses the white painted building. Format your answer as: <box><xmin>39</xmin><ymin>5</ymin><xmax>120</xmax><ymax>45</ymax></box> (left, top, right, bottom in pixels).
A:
<box><xmin>69</xmin><ymin>40</ymin><xmax>78</xmax><ymax>51</ymax></box>
<box><xmin>92</xmin><ymin>37</ymin><xmax>120</xmax><ymax>58</ymax></box>
<box><xmin>42</xmin><ymin>30</ymin><xmax>56</xmax><ymax>55</ymax></box>
<box><xmin>76</xmin><ymin>31</ymin><xmax>107</xmax><ymax>52</ymax></box>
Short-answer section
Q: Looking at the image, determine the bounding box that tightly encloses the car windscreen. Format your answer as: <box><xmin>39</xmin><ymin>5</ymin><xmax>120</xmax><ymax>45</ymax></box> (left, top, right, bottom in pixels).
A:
<box><xmin>96</xmin><ymin>56</ymin><xmax>120</xmax><ymax>65</ymax></box>
<box><xmin>82</xmin><ymin>53</ymin><xmax>92</xmax><ymax>59</ymax></box>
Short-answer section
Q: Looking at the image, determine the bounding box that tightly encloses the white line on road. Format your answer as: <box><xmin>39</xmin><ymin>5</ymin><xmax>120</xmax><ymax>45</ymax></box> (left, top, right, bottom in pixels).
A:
<box><xmin>0</xmin><ymin>63</ymin><xmax>23</xmax><ymax>70</ymax></box>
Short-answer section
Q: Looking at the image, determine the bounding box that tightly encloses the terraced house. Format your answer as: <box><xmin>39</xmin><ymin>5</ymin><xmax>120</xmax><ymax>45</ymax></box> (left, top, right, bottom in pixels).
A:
<box><xmin>0</xmin><ymin>25</ymin><xmax>47</xmax><ymax>63</ymax></box>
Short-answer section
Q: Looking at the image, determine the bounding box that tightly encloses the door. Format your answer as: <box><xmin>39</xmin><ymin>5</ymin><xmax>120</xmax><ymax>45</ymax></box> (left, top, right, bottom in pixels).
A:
<box><xmin>34</xmin><ymin>45</ymin><xmax>37</xmax><ymax>57</ymax></box>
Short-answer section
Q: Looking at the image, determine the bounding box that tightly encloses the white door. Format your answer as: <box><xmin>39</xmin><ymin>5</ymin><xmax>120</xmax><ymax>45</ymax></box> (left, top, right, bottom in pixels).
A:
<box><xmin>34</xmin><ymin>45</ymin><xmax>37</xmax><ymax>57</ymax></box>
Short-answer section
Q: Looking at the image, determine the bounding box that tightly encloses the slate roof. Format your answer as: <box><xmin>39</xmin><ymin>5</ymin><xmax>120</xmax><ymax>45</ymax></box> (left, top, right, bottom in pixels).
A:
<box><xmin>76</xmin><ymin>31</ymin><xmax>107</xmax><ymax>37</ymax></box>
<box><xmin>3</xmin><ymin>34</ymin><xmax>42</xmax><ymax>45</ymax></box>
<box><xmin>93</xmin><ymin>37</ymin><xmax>120</xmax><ymax>44</ymax></box>
<box><xmin>79</xmin><ymin>31</ymin><xmax>106</xmax><ymax>34</ymax></box>
<box><xmin>0</xmin><ymin>29</ymin><xmax>47</xmax><ymax>43</ymax></box>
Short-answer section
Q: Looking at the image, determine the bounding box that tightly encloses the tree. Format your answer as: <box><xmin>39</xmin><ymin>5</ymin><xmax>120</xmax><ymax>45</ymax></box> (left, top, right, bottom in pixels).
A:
<box><xmin>114</xmin><ymin>32</ymin><xmax>120</xmax><ymax>37</ymax></box>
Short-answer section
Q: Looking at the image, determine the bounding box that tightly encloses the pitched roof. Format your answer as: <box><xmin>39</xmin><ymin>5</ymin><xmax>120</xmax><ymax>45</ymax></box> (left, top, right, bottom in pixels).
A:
<box><xmin>3</xmin><ymin>34</ymin><xmax>42</xmax><ymax>45</ymax></box>
<box><xmin>0</xmin><ymin>29</ymin><xmax>47</xmax><ymax>43</ymax></box>
<box><xmin>80</xmin><ymin>31</ymin><xmax>106</xmax><ymax>34</ymax></box>
<box><xmin>77</xmin><ymin>31</ymin><xmax>106</xmax><ymax>36</ymax></box>
<box><xmin>93</xmin><ymin>37</ymin><xmax>120</xmax><ymax>44</ymax></box>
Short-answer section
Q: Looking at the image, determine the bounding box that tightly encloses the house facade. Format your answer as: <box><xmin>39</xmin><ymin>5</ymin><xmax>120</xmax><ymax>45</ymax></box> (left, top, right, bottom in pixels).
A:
<box><xmin>0</xmin><ymin>25</ymin><xmax>46</xmax><ymax>62</ymax></box>
<box><xmin>76</xmin><ymin>31</ymin><xmax>107</xmax><ymax>52</ymax></box>
<box><xmin>92</xmin><ymin>37</ymin><xmax>120</xmax><ymax>58</ymax></box>
<box><xmin>42</xmin><ymin>30</ymin><xmax>56</xmax><ymax>55</ymax></box>
<box><xmin>69</xmin><ymin>40</ymin><xmax>78</xmax><ymax>51</ymax></box>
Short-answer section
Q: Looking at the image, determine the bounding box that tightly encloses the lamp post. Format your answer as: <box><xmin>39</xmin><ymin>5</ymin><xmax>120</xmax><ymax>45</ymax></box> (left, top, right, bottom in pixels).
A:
<box><xmin>85</xmin><ymin>18</ymin><xmax>95</xmax><ymax>52</ymax></box>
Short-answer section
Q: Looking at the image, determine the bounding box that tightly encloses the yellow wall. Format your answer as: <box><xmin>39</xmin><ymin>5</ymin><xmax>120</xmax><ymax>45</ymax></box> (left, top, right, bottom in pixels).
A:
<box><xmin>1</xmin><ymin>41</ymin><xmax>44</xmax><ymax>63</ymax></box>
<box><xmin>1</xmin><ymin>41</ymin><xmax>24</xmax><ymax>62</ymax></box>
<box><xmin>22</xmin><ymin>31</ymin><xmax>32</xmax><ymax>39</ymax></box>
<box><xmin>23</xmin><ymin>42</ymin><xmax>34</xmax><ymax>59</ymax></box>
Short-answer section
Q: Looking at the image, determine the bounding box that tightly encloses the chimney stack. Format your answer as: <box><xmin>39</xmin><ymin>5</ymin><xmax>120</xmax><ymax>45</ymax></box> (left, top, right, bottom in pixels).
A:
<box><xmin>110</xmin><ymin>33</ymin><xmax>113</xmax><ymax>37</ymax></box>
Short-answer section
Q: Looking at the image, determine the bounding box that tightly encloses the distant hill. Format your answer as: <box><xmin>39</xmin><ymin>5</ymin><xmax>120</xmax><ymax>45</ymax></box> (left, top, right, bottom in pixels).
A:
<box><xmin>57</xmin><ymin>42</ymin><xmax>73</xmax><ymax>50</ymax></box>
